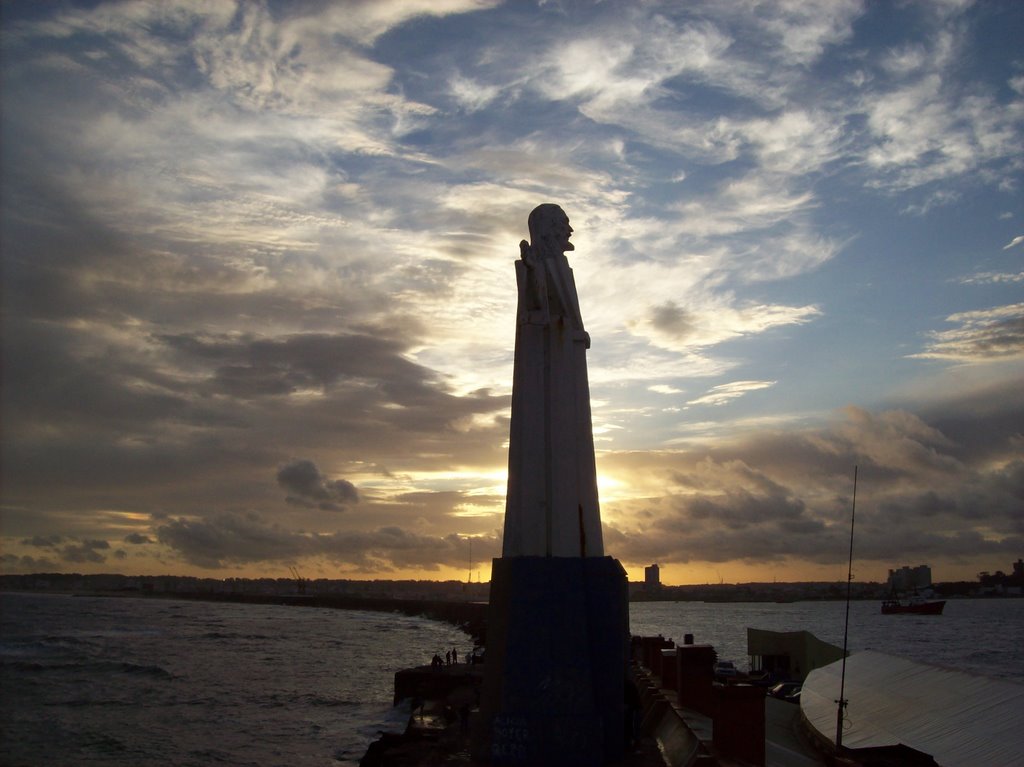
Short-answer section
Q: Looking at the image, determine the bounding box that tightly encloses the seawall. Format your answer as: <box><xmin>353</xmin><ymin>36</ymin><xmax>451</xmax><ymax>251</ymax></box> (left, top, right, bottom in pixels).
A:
<box><xmin>56</xmin><ymin>590</ymin><xmax>489</xmax><ymax>645</ymax></box>
<box><xmin>169</xmin><ymin>592</ymin><xmax>488</xmax><ymax>644</ymax></box>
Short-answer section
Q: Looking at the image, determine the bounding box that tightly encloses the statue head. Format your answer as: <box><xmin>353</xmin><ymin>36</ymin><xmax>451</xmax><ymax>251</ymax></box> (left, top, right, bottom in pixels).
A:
<box><xmin>528</xmin><ymin>203</ymin><xmax>574</xmax><ymax>257</ymax></box>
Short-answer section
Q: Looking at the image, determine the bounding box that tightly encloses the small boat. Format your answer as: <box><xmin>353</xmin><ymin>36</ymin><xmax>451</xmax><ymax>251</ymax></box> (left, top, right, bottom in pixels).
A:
<box><xmin>881</xmin><ymin>595</ymin><xmax>945</xmax><ymax>615</ymax></box>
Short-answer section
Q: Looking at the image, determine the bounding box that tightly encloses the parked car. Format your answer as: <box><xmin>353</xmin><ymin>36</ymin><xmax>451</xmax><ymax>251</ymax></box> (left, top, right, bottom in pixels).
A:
<box><xmin>746</xmin><ymin>670</ymin><xmax>773</xmax><ymax>686</ymax></box>
<box><xmin>768</xmin><ymin>682</ymin><xmax>802</xmax><ymax>702</ymax></box>
<box><xmin>714</xmin><ymin>660</ymin><xmax>739</xmax><ymax>680</ymax></box>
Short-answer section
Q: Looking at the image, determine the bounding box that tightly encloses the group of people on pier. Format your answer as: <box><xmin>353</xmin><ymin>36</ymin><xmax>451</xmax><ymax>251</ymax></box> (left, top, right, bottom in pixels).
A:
<box><xmin>430</xmin><ymin>646</ymin><xmax>483</xmax><ymax>669</ymax></box>
<box><xmin>430</xmin><ymin>647</ymin><xmax>459</xmax><ymax>669</ymax></box>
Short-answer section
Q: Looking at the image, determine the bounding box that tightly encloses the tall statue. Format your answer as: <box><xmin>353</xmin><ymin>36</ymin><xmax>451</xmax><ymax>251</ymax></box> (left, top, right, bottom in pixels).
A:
<box><xmin>502</xmin><ymin>204</ymin><xmax>604</xmax><ymax>558</ymax></box>
<box><xmin>479</xmin><ymin>205</ymin><xmax>626</xmax><ymax>766</ymax></box>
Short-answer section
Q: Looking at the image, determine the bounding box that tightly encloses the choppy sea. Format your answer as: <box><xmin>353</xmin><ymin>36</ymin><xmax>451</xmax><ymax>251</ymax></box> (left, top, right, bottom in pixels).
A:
<box><xmin>0</xmin><ymin>593</ymin><xmax>471</xmax><ymax>767</ymax></box>
<box><xmin>2</xmin><ymin>592</ymin><xmax>1021</xmax><ymax>766</ymax></box>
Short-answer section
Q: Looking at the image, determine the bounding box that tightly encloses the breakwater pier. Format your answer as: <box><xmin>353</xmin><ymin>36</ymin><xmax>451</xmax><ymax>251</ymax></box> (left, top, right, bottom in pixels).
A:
<box><xmin>165</xmin><ymin>591</ymin><xmax>488</xmax><ymax>645</ymax></box>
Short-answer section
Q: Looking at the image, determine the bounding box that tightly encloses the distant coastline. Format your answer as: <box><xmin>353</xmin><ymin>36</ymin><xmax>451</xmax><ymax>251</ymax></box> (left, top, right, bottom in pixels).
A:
<box><xmin>2</xmin><ymin>571</ymin><xmax>1018</xmax><ymax>607</ymax></box>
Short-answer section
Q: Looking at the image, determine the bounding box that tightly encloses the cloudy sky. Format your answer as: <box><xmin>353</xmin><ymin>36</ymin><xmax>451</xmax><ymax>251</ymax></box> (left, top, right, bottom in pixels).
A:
<box><xmin>2</xmin><ymin>0</ymin><xmax>1022</xmax><ymax>585</ymax></box>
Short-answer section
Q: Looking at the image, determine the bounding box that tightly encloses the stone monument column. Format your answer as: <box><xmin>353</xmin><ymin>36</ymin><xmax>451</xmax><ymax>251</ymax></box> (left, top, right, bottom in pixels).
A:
<box><xmin>476</xmin><ymin>205</ymin><xmax>628</xmax><ymax>766</ymax></box>
<box><xmin>502</xmin><ymin>203</ymin><xmax>605</xmax><ymax>559</ymax></box>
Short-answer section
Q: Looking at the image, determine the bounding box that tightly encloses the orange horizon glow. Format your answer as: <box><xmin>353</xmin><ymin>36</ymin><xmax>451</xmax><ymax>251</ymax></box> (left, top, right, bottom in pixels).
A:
<box><xmin>1</xmin><ymin>553</ymin><xmax>1000</xmax><ymax>587</ymax></box>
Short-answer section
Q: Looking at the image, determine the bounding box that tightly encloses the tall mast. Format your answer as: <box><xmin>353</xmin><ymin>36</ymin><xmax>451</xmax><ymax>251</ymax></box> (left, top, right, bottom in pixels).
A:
<box><xmin>836</xmin><ymin>465</ymin><xmax>858</xmax><ymax>751</ymax></box>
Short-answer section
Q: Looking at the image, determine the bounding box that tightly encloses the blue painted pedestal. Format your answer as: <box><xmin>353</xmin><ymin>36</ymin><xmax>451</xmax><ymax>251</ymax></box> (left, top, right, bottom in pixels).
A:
<box><xmin>476</xmin><ymin>556</ymin><xmax>629</xmax><ymax>765</ymax></box>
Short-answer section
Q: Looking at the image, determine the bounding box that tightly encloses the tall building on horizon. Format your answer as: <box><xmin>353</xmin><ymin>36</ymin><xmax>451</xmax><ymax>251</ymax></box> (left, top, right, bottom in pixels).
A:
<box><xmin>644</xmin><ymin>563</ymin><xmax>660</xmax><ymax>590</ymax></box>
<box><xmin>887</xmin><ymin>564</ymin><xmax>932</xmax><ymax>593</ymax></box>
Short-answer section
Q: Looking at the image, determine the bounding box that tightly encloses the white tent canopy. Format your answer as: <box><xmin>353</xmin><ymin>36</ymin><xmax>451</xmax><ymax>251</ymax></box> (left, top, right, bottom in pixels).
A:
<box><xmin>802</xmin><ymin>650</ymin><xmax>1024</xmax><ymax>767</ymax></box>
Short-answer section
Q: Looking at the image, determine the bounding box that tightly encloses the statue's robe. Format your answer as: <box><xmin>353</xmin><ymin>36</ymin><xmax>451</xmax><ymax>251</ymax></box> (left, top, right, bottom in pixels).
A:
<box><xmin>501</xmin><ymin>248</ymin><xmax>604</xmax><ymax>558</ymax></box>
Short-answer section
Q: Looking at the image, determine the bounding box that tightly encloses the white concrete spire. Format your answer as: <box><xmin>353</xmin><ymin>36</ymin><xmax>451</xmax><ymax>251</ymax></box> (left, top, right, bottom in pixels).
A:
<box><xmin>501</xmin><ymin>204</ymin><xmax>604</xmax><ymax>558</ymax></box>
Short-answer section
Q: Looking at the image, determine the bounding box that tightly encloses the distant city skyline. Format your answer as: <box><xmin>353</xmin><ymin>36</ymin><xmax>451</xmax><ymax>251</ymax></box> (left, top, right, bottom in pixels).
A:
<box><xmin>2</xmin><ymin>1</ymin><xmax>1022</xmax><ymax>585</ymax></box>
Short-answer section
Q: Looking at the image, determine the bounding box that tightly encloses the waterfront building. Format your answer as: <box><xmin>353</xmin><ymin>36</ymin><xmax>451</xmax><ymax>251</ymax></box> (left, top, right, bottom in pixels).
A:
<box><xmin>887</xmin><ymin>564</ymin><xmax>932</xmax><ymax>593</ymax></box>
<box><xmin>746</xmin><ymin>628</ymin><xmax>845</xmax><ymax>683</ymax></box>
<box><xmin>644</xmin><ymin>563</ymin><xmax>661</xmax><ymax>591</ymax></box>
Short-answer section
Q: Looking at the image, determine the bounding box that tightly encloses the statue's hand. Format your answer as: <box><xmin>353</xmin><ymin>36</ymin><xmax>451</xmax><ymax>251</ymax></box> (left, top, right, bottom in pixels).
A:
<box><xmin>519</xmin><ymin>240</ymin><xmax>534</xmax><ymax>266</ymax></box>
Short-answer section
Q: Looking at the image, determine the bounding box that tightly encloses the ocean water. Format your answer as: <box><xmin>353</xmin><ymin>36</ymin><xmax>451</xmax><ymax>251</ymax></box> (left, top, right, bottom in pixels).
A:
<box><xmin>0</xmin><ymin>593</ymin><xmax>471</xmax><ymax>767</ymax></box>
<box><xmin>630</xmin><ymin>597</ymin><xmax>1024</xmax><ymax>684</ymax></box>
<box><xmin>2</xmin><ymin>594</ymin><xmax>1021</xmax><ymax>766</ymax></box>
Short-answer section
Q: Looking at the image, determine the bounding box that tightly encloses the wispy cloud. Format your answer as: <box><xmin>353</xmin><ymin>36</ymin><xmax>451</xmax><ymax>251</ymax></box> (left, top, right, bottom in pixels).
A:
<box><xmin>957</xmin><ymin>271</ymin><xmax>1024</xmax><ymax>285</ymax></box>
<box><xmin>860</xmin><ymin>29</ymin><xmax>1024</xmax><ymax>193</ymax></box>
<box><xmin>687</xmin><ymin>380</ymin><xmax>778</xmax><ymax>407</ymax></box>
<box><xmin>913</xmin><ymin>304</ymin><xmax>1024</xmax><ymax>362</ymax></box>
<box><xmin>649</xmin><ymin>385</ymin><xmax>684</xmax><ymax>395</ymax></box>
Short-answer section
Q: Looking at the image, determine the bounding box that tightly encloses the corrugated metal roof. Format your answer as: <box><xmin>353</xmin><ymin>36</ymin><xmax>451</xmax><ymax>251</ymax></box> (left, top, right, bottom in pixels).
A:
<box><xmin>802</xmin><ymin>650</ymin><xmax>1024</xmax><ymax>767</ymax></box>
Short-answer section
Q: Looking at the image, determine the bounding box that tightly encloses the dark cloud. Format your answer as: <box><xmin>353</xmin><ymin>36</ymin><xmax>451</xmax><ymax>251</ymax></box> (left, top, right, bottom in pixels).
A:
<box><xmin>3</xmin><ymin>319</ymin><xmax>191</xmax><ymax>434</ymax></box>
<box><xmin>607</xmin><ymin>488</ymin><xmax>841</xmax><ymax>566</ymax></box>
<box><xmin>155</xmin><ymin>512</ymin><xmax>307</xmax><ymax>570</ymax></box>
<box><xmin>0</xmin><ymin>317</ymin><xmax>506</xmax><ymax>521</ymax></box>
<box><xmin>914</xmin><ymin>379</ymin><xmax>1024</xmax><ymax>466</ymax></box>
<box><xmin>2</xmin><ymin>554</ymin><xmax>58</xmax><ymax>571</ymax></box>
<box><xmin>277</xmin><ymin>459</ymin><xmax>358</xmax><ymax>511</ymax></box>
<box><xmin>649</xmin><ymin>302</ymin><xmax>696</xmax><ymax>339</ymax></box>
<box><xmin>602</xmin><ymin>402</ymin><xmax>1024</xmax><ymax>573</ymax></box>
<box><xmin>61</xmin><ymin>539</ymin><xmax>111</xmax><ymax>564</ymax></box>
<box><xmin>157</xmin><ymin>331</ymin><xmax>444</xmax><ymax>402</ymax></box>
<box><xmin>21</xmin><ymin>534</ymin><xmax>63</xmax><ymax>548</ymax></box>
<box><xmin>153</xmin><ymin>511</ymin><xmax>499</xmax><ymax>571</ymax></box>
<box><xmin>124</xmin><ymin>533</ymin><xmax>154</xmax><ymax>545</ymax></box>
